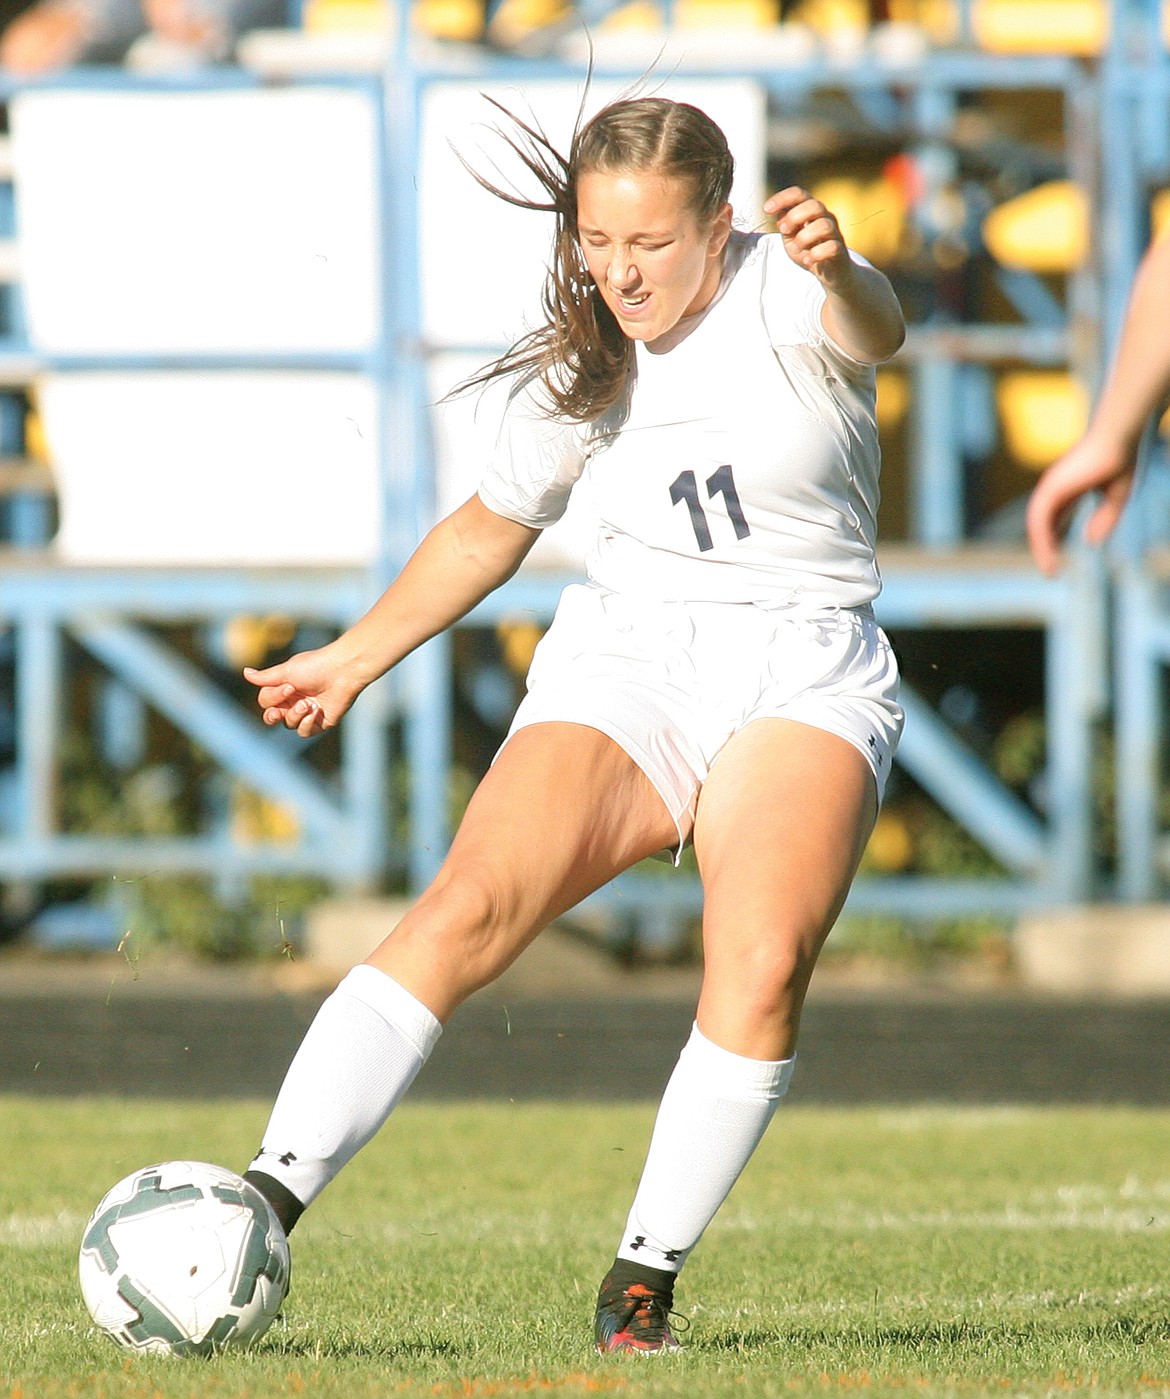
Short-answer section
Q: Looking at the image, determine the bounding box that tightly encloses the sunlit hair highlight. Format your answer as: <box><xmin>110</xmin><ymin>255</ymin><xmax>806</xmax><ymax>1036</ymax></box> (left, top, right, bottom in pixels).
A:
<box><xmin>459</xmin><ymin>96</ymin><xmax>734</xmax><ymax>423</ymax></box>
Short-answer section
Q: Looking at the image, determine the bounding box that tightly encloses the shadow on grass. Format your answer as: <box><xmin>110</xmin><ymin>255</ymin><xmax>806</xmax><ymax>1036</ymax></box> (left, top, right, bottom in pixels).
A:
<box><xmin>703</xmin><ymin>1313</ymin><xmax>1170</xmax><ymax>1355</ymax></box>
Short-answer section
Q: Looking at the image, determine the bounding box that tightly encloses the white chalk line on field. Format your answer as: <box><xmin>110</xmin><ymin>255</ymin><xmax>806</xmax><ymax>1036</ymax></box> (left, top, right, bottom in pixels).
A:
<box><xmin>727</xmin><ymin>1201</ymin><xmax>1170</xmax><ymax>1234</ymax></box>
<box><xmin>723</xmin><ymin>1179</ymin><xmax>1170</xmax><ymax>1234</ymax></box>
<box><xmin>0</xmin><ymin>1210</ymin><xmax>87</xmax><ymax>1247</ymax></box>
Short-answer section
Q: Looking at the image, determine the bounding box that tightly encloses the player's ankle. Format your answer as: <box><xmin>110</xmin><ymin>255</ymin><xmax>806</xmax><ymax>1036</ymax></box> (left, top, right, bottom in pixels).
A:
<box><xmin>243</xmin><ymin>1170</ymin><xmax>305</xmax><ymax>1236</ymax></box>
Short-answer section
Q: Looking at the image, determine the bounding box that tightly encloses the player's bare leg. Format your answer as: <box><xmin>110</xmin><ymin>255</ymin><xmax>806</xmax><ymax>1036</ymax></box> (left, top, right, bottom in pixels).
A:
<box><xmin>247</xmin><ymin>722</ymin><xmax>676</xmax><ymax>1231</ymax></box>
<box><xmin>693</xmin><ymin>716</ymin><xmax>876</xmax><ymax>1059</ymax></box>
<box><xmin>366</xmin><ymin>721</ymin><xmax>678</xmax><ymax>1017</ymax></box>
<box><xmin>597</xmin><ymin>718</ymin><xmax>876</xmax><ymax>1352</ymax></box>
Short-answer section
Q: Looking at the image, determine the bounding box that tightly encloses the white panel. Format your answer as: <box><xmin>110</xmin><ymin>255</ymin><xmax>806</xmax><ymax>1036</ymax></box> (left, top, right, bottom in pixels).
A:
<box><xmin>420</xmin><ymin>78</ymin><xmax>767</xmax><ymax>348</ymax></box>
<box><xmin>42</xmin><ymin>372</ymin><xmax>380</xmax><ymax>564</ymax></box>
<box><xmin>12</xmin><ymin>90</ymin><xmax>381</xmax><ymax>355</ymax></box>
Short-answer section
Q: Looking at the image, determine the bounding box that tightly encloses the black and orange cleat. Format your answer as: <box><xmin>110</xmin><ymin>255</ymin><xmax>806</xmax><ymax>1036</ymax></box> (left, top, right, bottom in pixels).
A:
<box><xmin>594</xmin><ymin>1259</ymin><xmax>685</xmax><ymax>1354</ymax></box>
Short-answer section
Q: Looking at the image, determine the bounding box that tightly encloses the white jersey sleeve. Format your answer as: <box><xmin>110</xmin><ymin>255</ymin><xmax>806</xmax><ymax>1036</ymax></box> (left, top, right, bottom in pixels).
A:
<box><xmin>760</xmin><ymin>238</ymin><xmax>877</xmax><ymax>379</ymax></box>
<box><xmin>476</xmin><ymin>376</ymin><xmax>591</xmax><ymax>529</ymax></box>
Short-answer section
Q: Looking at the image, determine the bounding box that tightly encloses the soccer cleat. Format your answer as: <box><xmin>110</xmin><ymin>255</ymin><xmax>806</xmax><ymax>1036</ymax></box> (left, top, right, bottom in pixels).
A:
<box><xmin>594</xmin><ymin>1260</ymin><xmax>684</xmax><ymax>1354</ymax></box>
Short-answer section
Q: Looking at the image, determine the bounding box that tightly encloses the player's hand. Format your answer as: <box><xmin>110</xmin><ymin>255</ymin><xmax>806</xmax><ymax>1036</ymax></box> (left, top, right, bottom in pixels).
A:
<box><xmin>1025</xmin><ymin>434</ymin><xmax>1138</xmax><ymax>576</ymax></box>
<box><xmin>765</xmin><ymin>186</ymin><xmax>852</xmax><ymax>287</ymax></box>
<box><xmin>244</xmin><ymin>644</ymin><xmax>364</xmax><ymax>738</ymax></box>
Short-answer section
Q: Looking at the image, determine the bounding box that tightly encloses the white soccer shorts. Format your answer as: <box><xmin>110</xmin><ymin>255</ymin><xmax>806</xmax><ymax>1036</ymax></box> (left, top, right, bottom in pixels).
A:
<box><xmin>503</xmin><ymin>582</ymin><xmax>904</xmax><ymax>852</ymax></box>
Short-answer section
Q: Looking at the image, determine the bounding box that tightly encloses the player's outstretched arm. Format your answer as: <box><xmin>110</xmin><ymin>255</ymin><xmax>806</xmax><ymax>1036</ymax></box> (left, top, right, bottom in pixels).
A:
<box><xmin>1027</xmin><ymin>235</ymin><xmax>1170</xmax><ymax>575</ymax></box>
<box><xmin>764</xmin><ymin>185</ymin><xmax>905</xmax><ymax>364</ymax></box>
<box><xmin>245</xmin><ymin>495</ymin><xmax>540</xmax><ymax>736</ymax></box>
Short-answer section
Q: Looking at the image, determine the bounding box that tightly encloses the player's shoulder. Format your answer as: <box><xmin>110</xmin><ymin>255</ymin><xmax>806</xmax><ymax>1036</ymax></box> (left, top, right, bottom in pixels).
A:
<box><xmin>732</xmin><ymin>230</ymin><xmax>825</xmax><ymax>345</ymax></box>
<box><xmin>729</xmin><ymin>229</ymin><xmax>821</xmax><ymax>309</ymax></box>
<box><xmin>499</xmin><ymin>369</ymin><xmax>587</xmax><ymax>442</ymax></box>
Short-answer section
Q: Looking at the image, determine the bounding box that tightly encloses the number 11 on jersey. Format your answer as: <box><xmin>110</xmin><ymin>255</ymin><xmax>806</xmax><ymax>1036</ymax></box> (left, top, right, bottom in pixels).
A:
<box><xmin>670</xmin><ymin>465</ymin><xmax>751</xmax><ymax>553</ymax></box>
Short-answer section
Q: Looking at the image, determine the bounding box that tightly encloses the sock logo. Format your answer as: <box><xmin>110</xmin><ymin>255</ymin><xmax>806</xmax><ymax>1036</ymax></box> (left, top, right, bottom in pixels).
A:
<box><xmin>260</xmin><ymin>1149</ymin><xmax>298</xmax><ymax>1168</ymax></box>
<box><xmin>629</xmin><ymin>1235</ymin><xmax>680</xmax><ymax>1262</ymax></box>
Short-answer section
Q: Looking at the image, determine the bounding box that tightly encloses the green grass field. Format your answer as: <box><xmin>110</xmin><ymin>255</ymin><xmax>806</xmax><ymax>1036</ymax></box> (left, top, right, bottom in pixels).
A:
<box><xmin>4</xmin><ymin>1098</ymin><xmax>1170</xmax><ymax>1399</ymax></box>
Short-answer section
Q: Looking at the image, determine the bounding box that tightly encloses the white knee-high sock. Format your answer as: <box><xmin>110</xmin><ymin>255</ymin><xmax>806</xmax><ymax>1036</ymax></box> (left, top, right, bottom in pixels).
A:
<box><xmin>616</xmin><ymin>1023</ymin><xmax>794</xmax><ymax>1274</ymax></box>
<box><xmin>248</xmin><ymin>965</ymin><xmax>441</xmax><ymax>1209</ymax></box>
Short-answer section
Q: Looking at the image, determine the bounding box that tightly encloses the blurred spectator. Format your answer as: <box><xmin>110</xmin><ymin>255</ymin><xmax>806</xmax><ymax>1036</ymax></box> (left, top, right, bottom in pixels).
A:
<box><xmin>0</xmin><ymin>0</ymin><xmax>285</xmax><ymax>73</ymax></box>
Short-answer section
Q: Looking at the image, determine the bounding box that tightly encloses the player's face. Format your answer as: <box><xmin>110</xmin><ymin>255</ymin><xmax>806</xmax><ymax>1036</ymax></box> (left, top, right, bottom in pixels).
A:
<box><xmin>576</xmin><ymin>168</ymin><xmax>732</xmax><ymax>343</ymax></box>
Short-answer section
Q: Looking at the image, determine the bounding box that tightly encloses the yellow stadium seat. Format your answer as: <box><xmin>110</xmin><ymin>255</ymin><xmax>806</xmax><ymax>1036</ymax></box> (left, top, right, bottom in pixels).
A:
<box><xmin>303</xmin><ymin>0</ymin><xmax>389</xmax><ymax>32</ymax></box>
<box><xmin>414</xmin><ymin>0</ymin><xmax>484</xmax><ymax>39</ymax></box>
<box><xmin>23</xmin><ymin>401</ymin><xmax>49</xmax><ymax>465</ymax></box>
<box><xmin>488</xmin><ymin>0</ymin><xmax>569</xmax><ymax>44</ymax></box>
<box><xmin>875</xmin><ymin>370</ymin><xmax>908</xmax><ymax>430</ymax></box>
<box><xmin>1151</xmin><ymin>189</ymin><xmax>1170</xmax><ymax>244</ymax></box>
<box><xmin>675</xmin><ymin>0</ymin><xmax>779</xmax><ymax>25</ymax></box>
<box><xmin>996</xmin><ymin>370</ymin><xmax>1089</xmax><ymax>471</ymax></box>
<box><xmin>497</xmin><ymin>619</ymin><xmax>545</xmax><ymax>677</ymax></box>
<box><xmin>982</xmin><ymin>180</ymin><xmax>1088</xmax><ymax>275</ymax></box>
<box><xmin>973</xmin><ymin>0</ymin><xmax>1107</xmax><ymax>54</ymax></box>
<box><xmin>599</xmin><ymin>0</ymin><xmax>662</xmax><ymax>28</ymax></box>
<box><xmin>906</xmin><ymin>0</ymin><xmax>960</xmax><ymax>45</ymax></box>
<box><xmin>812</xmin><ymin>174</ymin><xmax>907</xmax><ymax>266</ymax></box>
<box><xmin>862</xmin><ymin>811</ymin><xmax>914</xmax><ymax>873</ymax></box>
<box><xmin>232</xmin><ymin>788</ymin><xmax>301</xmax><ymax>845</ymax></box>
<box><xmin>222</xmin><ymin>615</ymin><xmax>298</xmax><ymax>671</ymax></box>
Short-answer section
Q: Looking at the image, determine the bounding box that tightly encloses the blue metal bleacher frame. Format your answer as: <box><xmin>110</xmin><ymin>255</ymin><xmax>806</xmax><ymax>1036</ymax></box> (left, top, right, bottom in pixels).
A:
<box><xmin>1100</xmin><ymin>0</ymin><xmax>1170</xmax><ymax>903</ymax></box>
<box><xmin>2</xmin><ymin>0</ymin><xmax>1166</xmax><ymax>939</ymax></box>
<box><xmin>0</xmin><ymin>71</ymin><xmax>410</xmax><ymax>902</ymax></box>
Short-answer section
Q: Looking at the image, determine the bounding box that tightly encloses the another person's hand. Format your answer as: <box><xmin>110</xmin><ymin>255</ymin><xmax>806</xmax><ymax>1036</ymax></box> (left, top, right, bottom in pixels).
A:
<box><xmin>1025</xmin><ymin>433</ymin><xmax>1137</xmax><ymax>576</ymax></box>
<box><xmin>244</xmin><ymin>643</ymin><xmax>366</xmax><ymax>738</ymax></box>
<box><xmin>765</xmin><ymin>186</ymin><xmax>853</xmax><ymax>288</ymax></box>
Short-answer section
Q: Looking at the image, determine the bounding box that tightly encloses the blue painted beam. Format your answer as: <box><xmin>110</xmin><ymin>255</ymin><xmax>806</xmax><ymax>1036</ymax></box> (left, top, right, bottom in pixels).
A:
<box><xmin>14</xmin><ymin>614</ymin><xmax>58</xmax><ymax>844</ymax></box>
<box><xmin>0</xmin><ymin>562</ymin><xmax>370</xmax><ymax>620</ymax></box>
<box><xmin>574</xmin><ymin>872</ymin><xmax>1047</xmax><ymax>922</ymax></box>
<box><xmin>0</xmin><ymin>835</ymin><xmax>368</xmax><ymax>878</ymax></box>
<box><xmin>70</xmin><ymin>617</ymin><xmax>345</xmax><ymax>840</ymax></box>
<box><xmin>895</xmin><ymin>684</ymin><xmax>1047</xmax><ymax>875</ymax></box>
<box><xmin>1114</xmin><ymin>564</ymin><xmax>1163</xmax><ymax>902</ymax></box>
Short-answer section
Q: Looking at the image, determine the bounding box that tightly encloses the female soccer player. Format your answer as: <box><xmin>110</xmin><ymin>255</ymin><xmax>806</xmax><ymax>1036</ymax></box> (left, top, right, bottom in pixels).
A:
<box><xmin>241</xmin><ymin>96</ymin><xmax>905</xmax><ymax>1354</ymax></box>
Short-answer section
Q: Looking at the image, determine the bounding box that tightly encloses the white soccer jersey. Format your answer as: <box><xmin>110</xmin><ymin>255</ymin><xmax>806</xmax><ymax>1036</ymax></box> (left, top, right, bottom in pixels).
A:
<box><xmin>477</xmin><ymin>230</ymin><xmax>883</xmax><ymax>610</ymax></box>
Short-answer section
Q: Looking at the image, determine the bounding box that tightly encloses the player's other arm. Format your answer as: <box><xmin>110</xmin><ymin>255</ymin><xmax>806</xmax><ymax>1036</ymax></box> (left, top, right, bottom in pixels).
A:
<box><xmin>1027</xmin><ymin>235</ymin><xmax>1170</xmax><ymax>574</ymax></box>
<box><xmin>246</xmin><ymin>495</ymin><xmax>540</xmax><ymax>736</ymax></box>
<box><xmin>764</xmin><ymin>185</ymin><xmax>905</xmax><ymax>365</ymax></box>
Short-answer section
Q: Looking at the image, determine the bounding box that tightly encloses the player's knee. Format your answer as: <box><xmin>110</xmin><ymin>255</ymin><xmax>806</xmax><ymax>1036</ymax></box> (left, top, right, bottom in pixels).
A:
<box><xmin>714</xmin><ymin>931</ymin><xmax>820</xmax><ymax>1022</ymax></box>
<box><xmin>400</xmin><ymin>863</ymin><xmax>518</xmax><ymax>989</ymax></box>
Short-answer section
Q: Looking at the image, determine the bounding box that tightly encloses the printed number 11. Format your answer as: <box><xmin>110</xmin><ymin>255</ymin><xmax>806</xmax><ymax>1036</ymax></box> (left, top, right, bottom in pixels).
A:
<box><xmin>670</xmin><ymin>465</ymin><xmax>751</xmax><ymax>553</ymax></box>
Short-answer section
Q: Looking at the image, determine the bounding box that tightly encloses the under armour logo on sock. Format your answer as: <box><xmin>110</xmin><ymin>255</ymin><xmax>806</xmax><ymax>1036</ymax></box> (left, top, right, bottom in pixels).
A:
<box><xmin>260</xmin><ymin>1149</ymin><xmax>298</xmax><ymax>1168</ymax></box>
<box><xmin>629</xmin><ymin>1235</ymin><xmax>680</xmax><ymax>1262</ymax></box>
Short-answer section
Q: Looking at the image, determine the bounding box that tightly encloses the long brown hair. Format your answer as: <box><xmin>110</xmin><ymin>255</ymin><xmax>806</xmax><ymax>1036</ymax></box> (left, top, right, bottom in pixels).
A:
<box><xmin>460</xmin><ymin>96</ymin><xmax>734</xmax><ymax>423</ymax></box>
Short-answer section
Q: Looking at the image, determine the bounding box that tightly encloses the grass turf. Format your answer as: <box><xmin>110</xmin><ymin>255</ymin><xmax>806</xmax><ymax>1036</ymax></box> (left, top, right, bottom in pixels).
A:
<box><xmin>2</xmin><ymin>1098</ymin><xmax>1170</xmax><ymax>1398</ymax></box>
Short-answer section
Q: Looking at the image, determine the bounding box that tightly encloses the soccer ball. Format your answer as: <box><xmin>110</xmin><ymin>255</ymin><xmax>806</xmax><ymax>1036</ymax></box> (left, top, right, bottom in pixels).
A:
<box><xmin>78</xmin><ymin>1160</ymin><xmax>290</xmax><ymax>1357</ymax></box>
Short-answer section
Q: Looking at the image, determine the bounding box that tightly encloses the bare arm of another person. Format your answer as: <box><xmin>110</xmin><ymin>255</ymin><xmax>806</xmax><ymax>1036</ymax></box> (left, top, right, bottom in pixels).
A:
<box><xmin>1027</xmin><ymin>235</ymin><xmax>1170</xmax><ymax>575</ymax></box>
<box><xmin>764</xmin><ymin>185</ymin><xmax>906</xmax><ymax>365</ymax></box>
<box><xmin>245</xmin><ymin>495</ymin><xmax>539</xmax><ymax>736</ymax></box>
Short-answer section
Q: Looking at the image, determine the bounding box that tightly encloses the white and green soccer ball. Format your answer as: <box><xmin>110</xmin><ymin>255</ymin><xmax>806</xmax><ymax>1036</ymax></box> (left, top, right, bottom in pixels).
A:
<box><xmin>78</xmin><ymin>1160</ymin><xmax>290</xmax><ymax>1357</ymax></box>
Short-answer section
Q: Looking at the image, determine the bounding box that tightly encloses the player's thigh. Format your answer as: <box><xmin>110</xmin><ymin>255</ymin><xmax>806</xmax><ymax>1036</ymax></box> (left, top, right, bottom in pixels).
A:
<box><xmin>444</xmin><ymin>719</ymin><xmax>678</xmax><ymax>927</ymax></box>
<box><xmin>692</xmin><ymin>717</ymin><xmax>877</xmax><ymax>1054</ymax></box>
<box><xmin>366</xmin><ymin>721</ymin><xmax>677</xmax><ymax>1010</ymax></box>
